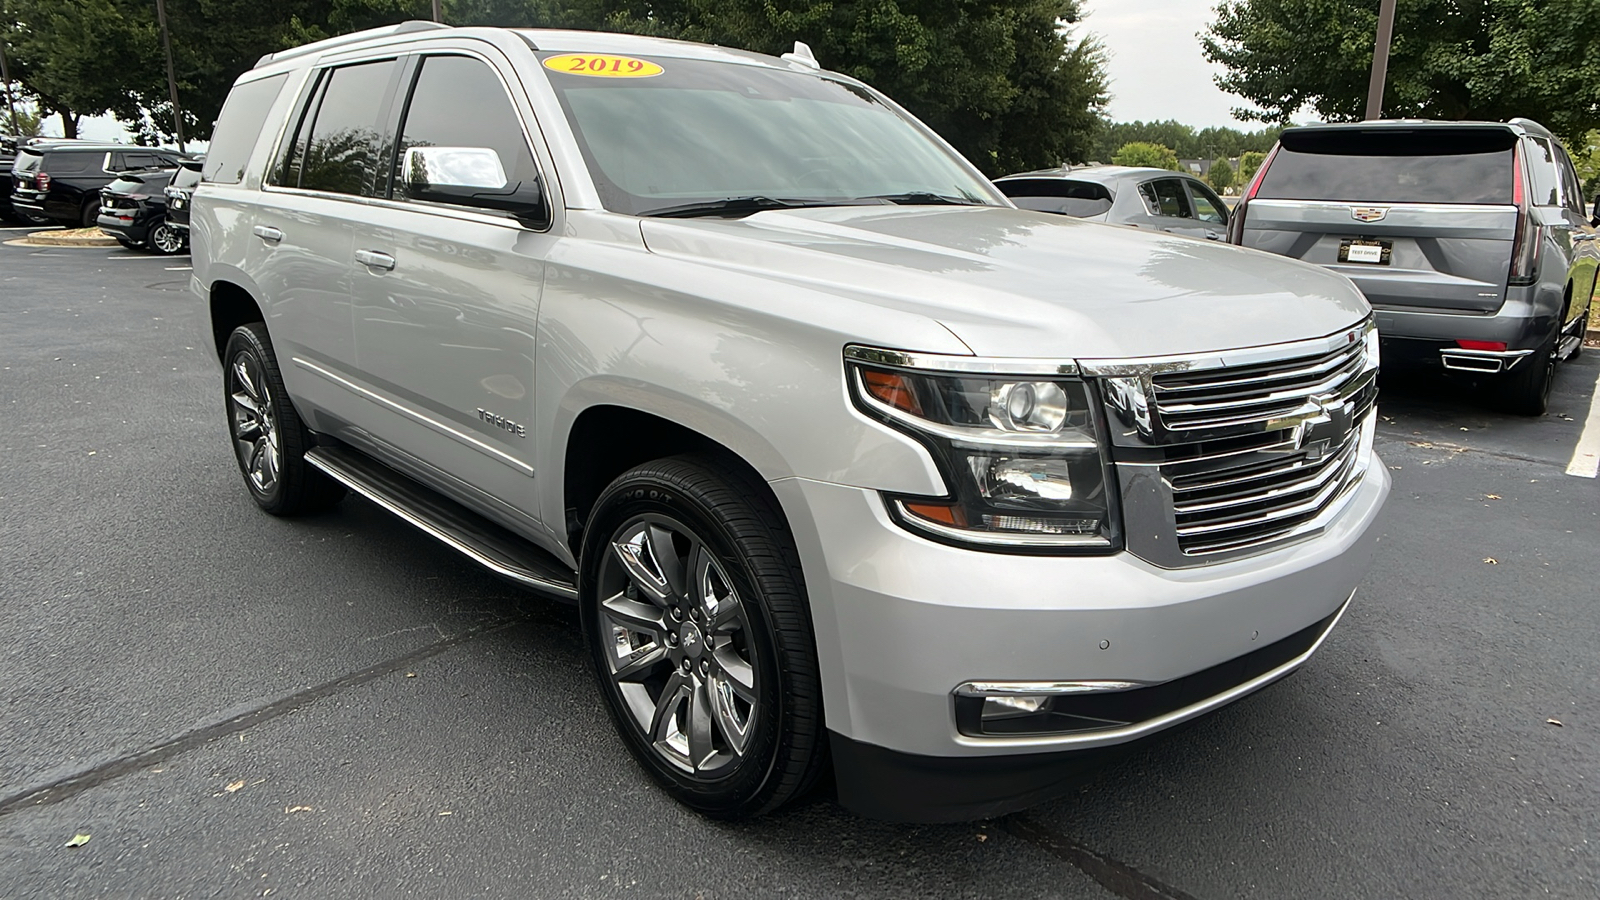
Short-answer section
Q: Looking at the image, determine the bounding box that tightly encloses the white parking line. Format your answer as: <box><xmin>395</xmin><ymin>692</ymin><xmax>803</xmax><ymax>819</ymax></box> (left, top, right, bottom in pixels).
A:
<box><xmin>1567</xmin><ymin>365</ymin><xmax>1600</xmax><ymax>478</ymax></box>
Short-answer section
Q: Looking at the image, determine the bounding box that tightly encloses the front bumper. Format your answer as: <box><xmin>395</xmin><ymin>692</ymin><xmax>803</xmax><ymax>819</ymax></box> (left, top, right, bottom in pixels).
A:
<box><xmin>772</xmin><ymin>461</ymin><xmax>1388</xmax><ymax>821</ymax></box>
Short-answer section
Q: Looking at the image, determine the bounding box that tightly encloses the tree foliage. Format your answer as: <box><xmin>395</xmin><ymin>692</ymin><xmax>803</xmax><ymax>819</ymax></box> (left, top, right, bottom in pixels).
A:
<box><xmin>1203</xmin><ymin>0</ymin><xmax>1600</xmax><ymax>145</ymax></box>
<box><xmin>1207</xmin><ymin>157</ymin><xmax>1234</xmax><ymax>192</ymax></box>
<box><xmin>1236</xmin><ymin>149</ymin><xmax>1267</xmax><ymax>186</ymax></box>
<box><xmin>1111</xmin><ymin>141</ymin><xmax>1179</xmax><ymax>170</ymax></box>
<box><xmin>1572</xmin><ymin>130</ymin><xmax>1600</xmax><ymax>199</ymax></box>
<box><xmin>1090</xmin><ymin>119</ymin><xmax>1279</xmax><ymax>163</ymax></box>
<box><xmin>2</xmin><ymin>0</ymin><xmax>1111</xmax><ymax>173</ymax></box>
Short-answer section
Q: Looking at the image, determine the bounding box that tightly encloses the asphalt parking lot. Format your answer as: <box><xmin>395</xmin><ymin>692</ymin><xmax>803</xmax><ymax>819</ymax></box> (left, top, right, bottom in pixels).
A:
<box><xmin>2</xmin><ymin>233</ymin><xmax>1597</xmax><ymax>899</ymax></box>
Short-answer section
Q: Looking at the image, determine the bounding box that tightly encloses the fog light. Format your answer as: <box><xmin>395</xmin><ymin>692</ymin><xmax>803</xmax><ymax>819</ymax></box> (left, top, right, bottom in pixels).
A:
<box><xmin>984</xmin><ymin>695</ymin><xmax>1047</xmax><ymax>716</ymax></box>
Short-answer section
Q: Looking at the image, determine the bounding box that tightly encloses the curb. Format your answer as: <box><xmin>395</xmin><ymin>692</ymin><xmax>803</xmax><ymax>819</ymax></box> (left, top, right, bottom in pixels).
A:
<box><xmin>6</xmin><ymin>227</ymin><xmax>119</xmax><ymax>248</ymax></box>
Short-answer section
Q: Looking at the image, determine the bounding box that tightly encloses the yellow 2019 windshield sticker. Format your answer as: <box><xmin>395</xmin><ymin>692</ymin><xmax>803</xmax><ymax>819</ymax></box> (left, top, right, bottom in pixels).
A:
<box><xmin>543</xmin><ymin>54</ymin><xmax>663</xmax><ymax>78</ymax></box>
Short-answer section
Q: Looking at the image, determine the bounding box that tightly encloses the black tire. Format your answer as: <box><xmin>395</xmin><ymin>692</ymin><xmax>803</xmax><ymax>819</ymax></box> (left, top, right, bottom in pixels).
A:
<box><xmin>1493</xmin><ymin>330</ymin><xmax>1557</xmax><ymax>416</ymax></box>
<box><xmin>148</xmin><ymin>220</ymin><xmax>186</xmax><ymax>255</ymax></box>
<box><xmin>222</xmin><ymin>323</ymin><xmax>346</xmax><ymax>515</ymax></box>
<box><xmin>579</xmin><ymin>454</ymin><xmax>825</xmax><ymax>819</ymax></box>
<box><xmin>79</xmin><ymin>199</ymin><xmax>99</xmax><ymax>229</ymax></box>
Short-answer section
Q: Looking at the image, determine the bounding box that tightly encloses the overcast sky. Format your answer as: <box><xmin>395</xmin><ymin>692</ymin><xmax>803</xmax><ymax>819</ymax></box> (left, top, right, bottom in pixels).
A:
<box><xmin>1088</xmin><ymin>1</ymin><xmax>1247</xmax><ymax>129</ymax></box>
<box><xmin>60</xmin><ymin>2</ymin><xmax>1246</xmax><ymax>143</ymax></box>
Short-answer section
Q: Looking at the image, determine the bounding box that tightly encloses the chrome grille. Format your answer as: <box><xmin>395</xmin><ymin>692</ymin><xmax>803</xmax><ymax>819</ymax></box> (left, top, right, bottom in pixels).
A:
<box><xmin>1091</xmin><ymin>322</ymin><xmax>1379</xmax><ymax>566</ymax></box>
<box><xmin>1150</xmin><ymin>336</ymin><xmax>1367</xmax><ymax>433</ymax></box>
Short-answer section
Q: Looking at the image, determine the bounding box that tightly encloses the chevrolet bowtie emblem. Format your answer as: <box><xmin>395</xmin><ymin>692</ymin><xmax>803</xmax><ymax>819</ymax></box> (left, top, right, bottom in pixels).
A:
<box><xmin>1351</xmin><ymin>206</ymin><xmax>1389</xmax><ymax>223</ymax></box>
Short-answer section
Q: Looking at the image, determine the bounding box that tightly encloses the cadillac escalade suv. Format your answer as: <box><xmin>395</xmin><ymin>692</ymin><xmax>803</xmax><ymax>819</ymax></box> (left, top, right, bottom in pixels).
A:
<box><xmin>1231</xmin><ymin>120</ymin><xmax>1599</xmax><ymax>415</ymax></box>
<box><xmin>191</xmin><ymin>23</ymin><xmax>1389</xmax><ymax>822</ymax></box>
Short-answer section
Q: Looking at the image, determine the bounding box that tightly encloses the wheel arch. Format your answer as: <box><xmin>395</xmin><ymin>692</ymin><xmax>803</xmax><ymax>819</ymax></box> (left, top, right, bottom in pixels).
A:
<box><xmin>558</xmin><ymin>399</ymin><xmax>791</xmax><ymax>555</ymax></box>
<box><xmin>208</xmin><ymin>278</ymin><xmax>267</xmax><ymax>362</ymax></box>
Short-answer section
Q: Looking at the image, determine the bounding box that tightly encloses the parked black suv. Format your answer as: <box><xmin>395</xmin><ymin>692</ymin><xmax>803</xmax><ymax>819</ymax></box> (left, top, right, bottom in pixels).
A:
<box><xmin>163</xmin><ymin>160</ymin><xmax>202</xmax><ymax>235</ymax></box>
<box><xmin>97</xmin><ymin>166</ymin><xmax>187</xmax><ymax>254</ymax></box>
<box><xmin>0</xmin><ymin>135</ymin><xmax>50</xmax><ymax>224</ymax></box>
<box><xmin>10</xmin><ymin>142</ymin><xmax>189</xmax><ymax>228</ymax></box>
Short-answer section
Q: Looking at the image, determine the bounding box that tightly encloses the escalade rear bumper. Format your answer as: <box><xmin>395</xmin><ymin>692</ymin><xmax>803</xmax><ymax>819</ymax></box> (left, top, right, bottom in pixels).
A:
<box><xmin>1372</xmin><ymin>282</ymin><xmax>1556</xmax><ymax>356</ymax></box>
<box><xmin>772</xmin><ymin>461</ymin><xmax>1388</xmax><ymax>822</ymax></box>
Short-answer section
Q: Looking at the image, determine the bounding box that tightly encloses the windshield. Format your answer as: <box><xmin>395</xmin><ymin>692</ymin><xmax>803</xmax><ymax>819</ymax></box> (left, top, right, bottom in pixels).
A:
<box><xmin>536</xmin><ymin>52</ymin><xmax>1000</xmax><ymax>216</ymax></box>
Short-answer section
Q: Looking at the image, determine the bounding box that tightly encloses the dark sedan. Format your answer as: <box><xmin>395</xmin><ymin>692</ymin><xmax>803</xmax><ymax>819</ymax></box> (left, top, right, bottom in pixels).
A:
<box><xmin>97</xmin><ymin>168</ymin><xmax>187</xmax><ymax>254</ymax></box>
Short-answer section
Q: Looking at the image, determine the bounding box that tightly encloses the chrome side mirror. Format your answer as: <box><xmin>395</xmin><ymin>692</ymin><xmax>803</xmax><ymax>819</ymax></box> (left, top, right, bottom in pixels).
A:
<box><xmin>402</xmin><ymin>146</ymin><xmax>545</xmax><ymax>224</ymax></box>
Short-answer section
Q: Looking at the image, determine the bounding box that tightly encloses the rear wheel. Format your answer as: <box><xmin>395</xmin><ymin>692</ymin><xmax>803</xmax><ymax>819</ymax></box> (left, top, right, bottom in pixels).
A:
<box><xmin>79</xmin><ymin>199</ymin><xmax>99</xmax><ymax>229</ymax></box>
<box><xmin>580</xmin><ymin>455</ymin><xmax>825</xmax><ymax>819</ymax></box>
<box><xmin>1493</xmin><ymin>330</ymin><xmax>1557</xmax><ymax>416</ymax></box>
<box><xmin>222</xmin><ymin>323</ymin><xmax>345</xmax><ymax>515</ymax></box>
<box><xmin>149</xmin><ymin>220</ymin><xmax>186</xmax><ymax>255</ymax></box>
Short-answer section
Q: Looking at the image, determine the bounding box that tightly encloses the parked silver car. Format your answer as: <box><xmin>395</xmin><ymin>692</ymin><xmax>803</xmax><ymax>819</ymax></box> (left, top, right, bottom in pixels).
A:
<box><xmin>191</xmin><ymin>22</ymin><xmax>1388</xmax><ymax>822</ymax></box>
<box><xmin>1231</xmin><ymin>119</ymin><xmax>1599</xmax><ymax>415</ymax></box>
<box><xmin>995</xmin><ymin>165</ymin><xmax>1233</xmax><ymax>241</ymax></box>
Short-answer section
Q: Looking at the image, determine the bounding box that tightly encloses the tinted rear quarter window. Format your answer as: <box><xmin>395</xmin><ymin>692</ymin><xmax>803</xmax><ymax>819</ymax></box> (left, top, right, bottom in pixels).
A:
<box><xmin>45</xmin><ymin>151</ymin><xmax>99</xmax><ymax>174</ymax></box>
<box><xmin>1259</xmin><ymin>128</ymin><xmax>1516</xmax><ymax>205</ymax></box>
<box><xmin>996</xmin><ymin>178</ymin><xmax>1113</xmax><ymax>217</ymax></box>
<box><xmin>1524</xmin><ymin>137</ymin><xmax>1561</xmax><ymax>207</ymax></box>
<box><xmin>173</xmin><ymin>166</ymin><xmax>202</xmax><ymax>189</ymax></box>
<box><xmin>13</xmin><ymin>150</ymin><xmax>41</xmax><ymax>174</ymax></box>
<box><xmin>203</xmin><ymin>73</ymin><xmax>289</xmax><ymax>185</ymax></box>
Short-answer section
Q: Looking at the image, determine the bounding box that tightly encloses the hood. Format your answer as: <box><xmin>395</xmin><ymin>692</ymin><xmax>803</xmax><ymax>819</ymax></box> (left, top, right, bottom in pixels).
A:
<box><xmin>640</xmin><ymin>206</ymin><xmax>1369</xmax><ymax>359</ymax></box>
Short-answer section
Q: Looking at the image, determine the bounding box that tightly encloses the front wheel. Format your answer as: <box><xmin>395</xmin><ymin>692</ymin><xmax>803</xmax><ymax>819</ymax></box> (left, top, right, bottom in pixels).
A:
<box><xmin>580</xmin><ymin>455</ymin><xmax>825</xmax><ymax>819</ymax></box>
<box><xmin>222</xmin><ymin>323</ymin><xmax>345</xmax><ymax>515</ymax></box>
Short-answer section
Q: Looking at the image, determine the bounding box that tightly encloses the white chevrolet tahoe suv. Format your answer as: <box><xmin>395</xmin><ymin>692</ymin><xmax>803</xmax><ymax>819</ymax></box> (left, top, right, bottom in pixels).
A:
<box><xmin>192</xmin><ymin>22</ymin><xmax>1389</xmax><ymax>822</ymax></box>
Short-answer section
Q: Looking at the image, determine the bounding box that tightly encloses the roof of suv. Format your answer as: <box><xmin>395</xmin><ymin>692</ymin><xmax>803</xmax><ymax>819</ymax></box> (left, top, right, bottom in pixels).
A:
<box><xmin>997</xmin><ymin>166</ymin><xmax>1198</xmax><ymax>185</ymax></box>
<box><xmin>1283</xmin><ymin>118</ymin><xmax>1554</xmax><ymax>140</ymax></box>
<box><xmin>256</xmin><ymin>21</ymin><xmax>812</xmax><ymax>74</ymax></box>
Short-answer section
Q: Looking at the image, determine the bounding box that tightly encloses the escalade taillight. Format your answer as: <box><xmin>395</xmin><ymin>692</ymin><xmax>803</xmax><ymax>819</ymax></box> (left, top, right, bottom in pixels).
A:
<box><xmin>1227</xmin><ymin>144</ymin><xmax>1279</xmax><ymax>244</ymax></box>
<box><xmin>1508</xmin><ymin>142</ymin><xmax>1540</xmax><ymax>285</ymax></box>
<box><xmin>35</xmin><ymin>172</ymin><xmax>51</xmax><ymax>191</ymax></box>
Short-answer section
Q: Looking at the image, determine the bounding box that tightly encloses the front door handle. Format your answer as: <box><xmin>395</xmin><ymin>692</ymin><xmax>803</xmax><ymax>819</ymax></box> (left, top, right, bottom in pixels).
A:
<box><xmin>252</xmin><ymin>225</ymin><xmax>283</xmax><ymax>243</ymax></box>
<box><xmin>1205</xmin><ymin>231</ymin><xmax>1223</xmax><ymax>240</ymax></box>
<box><xmin>355</xmin><ymin>249</ymin><xmax>396</xmax><ymax>270</ymax></box>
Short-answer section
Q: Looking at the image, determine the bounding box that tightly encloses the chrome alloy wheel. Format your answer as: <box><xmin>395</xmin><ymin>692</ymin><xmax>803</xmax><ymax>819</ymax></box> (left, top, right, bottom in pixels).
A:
<box><xmin>598</xmin><ymin>516</ymin><xmax>759</xmax><ymax>778</ymax></box>
<box><xmin>228</xmin><ymin>352</ymin><xmax>281</xmax><ymax>495</ymax></box>
<box><xmin>150</xmin><ymin>222</ymin><xmax>185</xmax><ymax>255</ymax></box>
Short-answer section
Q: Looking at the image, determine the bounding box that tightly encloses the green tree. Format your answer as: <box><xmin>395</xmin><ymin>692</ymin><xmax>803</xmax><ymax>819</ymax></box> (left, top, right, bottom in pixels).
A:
<box><xmin>1203</xmin><ymin>0</ymin><xmax>1600</xmax><ymax>145</ymax></box>
<box><xmin>1207</xmin><ymin>157</ymin><xmax>1234</xmax><ymax>192</ymax></box>
<box><xmin>583</xmin><ymin>0</ymin><xmax>1110</xmax><ymax>175</ymax></box>
<box><xmin>1236</xmin><ymin>149</ymin><xmax>1267</xmax><ymax>186</ymax></box>
<box><xmin>1571</xmin><ymin>130</ymin><xmax>1599</xmax><ymax>200</ymax></box>
<box><xmin>1111</xmin><ymin>141</ymin><xmax>1179</xmax><ymax>170</ymax></box>
<box><xmin>1090</xmin><ymin>119</ymin><xmax>1279</xmax><ymax>164</ymax></box>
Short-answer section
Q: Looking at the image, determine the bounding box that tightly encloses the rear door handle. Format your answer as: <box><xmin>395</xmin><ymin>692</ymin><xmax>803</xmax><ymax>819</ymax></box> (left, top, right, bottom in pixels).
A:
<box><xmin>252</xmin><ymin>225</ymin><xmax>283</xmax><ymax>243</ymax></box>
<box><xmin>1572</xmin><ymin>233</ymin><xmax>1595</xmax><ymax>242</ymax></box>
<box><xmin>355</xmin><ymin>249</ymin><xmax>396</xmax><ymax>270</ymax></box>
<box><xmin>1205</xmin><ymin>231</ymin><xmax>1223</xmax><ymax>240</ymax></box>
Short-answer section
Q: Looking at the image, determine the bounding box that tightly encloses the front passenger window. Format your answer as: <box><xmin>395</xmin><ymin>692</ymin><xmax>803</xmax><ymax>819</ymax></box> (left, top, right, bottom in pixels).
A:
<box><xmin>393</xmin><ymin>55</ymin><xmax>542</xmax><ymax>218</ymax></box>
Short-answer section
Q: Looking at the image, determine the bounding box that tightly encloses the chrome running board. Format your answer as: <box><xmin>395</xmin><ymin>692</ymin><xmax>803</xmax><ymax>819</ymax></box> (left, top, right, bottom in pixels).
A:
<box><xmin>306</xmin><ymin>445</ymin><xmax>579</xmax><ymax>601</ymax></box>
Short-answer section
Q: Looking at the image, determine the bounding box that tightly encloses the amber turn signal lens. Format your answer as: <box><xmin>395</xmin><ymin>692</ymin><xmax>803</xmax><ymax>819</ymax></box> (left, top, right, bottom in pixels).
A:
<box><xmin>862</xmin><ymin>369</ymin><xmax>923</xmax><ymax>415</ymax></box>
<box><xmin>902</xmin><ymin>501</ymin><xmax>967</xmax><ymax>527</ymax></box>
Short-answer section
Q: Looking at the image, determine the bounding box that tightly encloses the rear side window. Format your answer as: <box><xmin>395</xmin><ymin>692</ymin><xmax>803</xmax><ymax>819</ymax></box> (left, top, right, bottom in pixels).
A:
<box><xmin>45</xmin><ymin>152</ymin><xmax>98</xmax><ymax>174</ymax></box>
<box><xmin>1187</xmin><ymin>182</ymin><xmax>1229</xmax><ymax>225</ymax></box>
<box><xmin>393</xmin><ymin>55</ymin><xmax>540</xmax><ymax>205</ymax></box>
<box><xmin>1555</xmin><ymin>145</ymin><xmax>1587</xmax><ymax>215</ymax></box>
<box><xmin>296</xmin><ymin>60</ymin><xmax>397</xmax><ymax>196</ymax></box>
<box><xmin>13</xmin><ymin>150</ymin><xmax>41</xmax><ymax>174</ymax></box>
<box><xmin>1139</xmin><ymin>178</ymin><xmax>1192</xmax><ymax>218</ymax></box>
<box><xmin>116</xmin><ymin>151</ymin><xmax>166</xmax><ymax>171</ymax></box>
<box><xmin>996</xmin><ymin>178</ymin><xmax>1112</xmax><ymax>218</ymax></box>
<box><xmin>1259</xmin><ymin>128</ymin><xmax>1516</xmax><ymax>205</ymax></box>
<box><xmin>204</xmin><ymin>73</ymin><xmax>289</xmax><ymax>184</ymax></box>
<box><xmin>1524</xmin><ymin>137</ymin><xmax>1561</xmax><ymax>207</ymax></box>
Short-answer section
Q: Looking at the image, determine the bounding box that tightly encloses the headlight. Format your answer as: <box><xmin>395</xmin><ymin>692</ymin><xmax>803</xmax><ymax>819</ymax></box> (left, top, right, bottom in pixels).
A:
<box><xmin>846</xmin><ymin>349</ymin><xmax>1120</xmax><ymax>552</ymax></box>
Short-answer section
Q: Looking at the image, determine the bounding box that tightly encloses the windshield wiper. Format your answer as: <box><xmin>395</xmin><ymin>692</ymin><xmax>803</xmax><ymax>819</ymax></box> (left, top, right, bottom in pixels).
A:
<box><xmin>860</xmin><ymin>191</ymin><xmax>985</xmax><ymax>206</ymax></box>
<box><xmin>641</xmin><ymin>196</ymin><xmax>851</xmax><ymax>218</ymax></box>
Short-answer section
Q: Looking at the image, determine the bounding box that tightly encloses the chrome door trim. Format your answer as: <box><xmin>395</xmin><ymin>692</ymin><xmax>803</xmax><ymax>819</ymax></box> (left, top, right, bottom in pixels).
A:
<box><xmin>291</xmin><ymin>356</ymin><xmax>534</xmax><ymax>476</ymax></box>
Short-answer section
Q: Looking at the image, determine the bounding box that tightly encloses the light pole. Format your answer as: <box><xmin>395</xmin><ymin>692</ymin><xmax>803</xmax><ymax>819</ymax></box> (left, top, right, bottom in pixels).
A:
<box><xmin>1364</xmin><ymin>0</ymin><xmax>1397</xmax><ymax>120</ymax></box>
<box><xmin>432</xmin><ymin>0</ymin><xmax>443</xmax><ymax>23</ymax></box>
<box><xmin>155</xmin><ymin>0</ymin><xmax>186</xmax><ymax>151</ymax></box>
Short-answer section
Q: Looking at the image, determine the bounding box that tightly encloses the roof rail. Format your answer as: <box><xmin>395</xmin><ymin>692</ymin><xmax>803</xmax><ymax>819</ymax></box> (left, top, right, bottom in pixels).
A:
<box><xmin>255</xmin><ymin>20</ymin><xmax>449</xmax><ymax>68</ymax></box>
